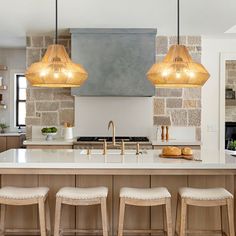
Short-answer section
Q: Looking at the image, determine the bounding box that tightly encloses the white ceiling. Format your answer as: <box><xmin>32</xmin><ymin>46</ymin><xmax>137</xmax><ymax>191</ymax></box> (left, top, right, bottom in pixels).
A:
<box><xmin>0</xmin><ymin>0</ymin><xmax>236</xmax><ymax>47</ymax></box>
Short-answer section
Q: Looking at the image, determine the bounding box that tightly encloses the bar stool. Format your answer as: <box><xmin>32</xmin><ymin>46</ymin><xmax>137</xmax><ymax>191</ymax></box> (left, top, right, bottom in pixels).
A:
<box><xmin>176</xmin><ymin>187</ymin><xmax>235</xmax><ymax>236</ymax></box>
<box><xmin>118</xmin><ymin>187</ymin><xmax>172</xmax><ymax>236</ymax></box>
<box><xmin>0</xmin><ymin>186</ymin><xmax>50</xmax><ymax>236</ymax></box>
<box><xmin>54</xmin><ymin>186</ymin><xmax>109</xmax><ymax>236</ymax></box>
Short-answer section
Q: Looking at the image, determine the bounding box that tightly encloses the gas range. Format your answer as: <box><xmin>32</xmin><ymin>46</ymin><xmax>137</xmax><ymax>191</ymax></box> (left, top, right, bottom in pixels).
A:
<box><xmin>76</xmin><ymin>136</ymin><xmax>150</xmax><ymax>143</ymax></box>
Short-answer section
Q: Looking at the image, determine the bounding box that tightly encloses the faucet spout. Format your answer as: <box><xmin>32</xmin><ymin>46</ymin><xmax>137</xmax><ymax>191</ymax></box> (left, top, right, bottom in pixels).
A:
<box><xmin>108</xmin><ymin>120</ymin><xmax>116</xmax><ymax>146</ymax></box>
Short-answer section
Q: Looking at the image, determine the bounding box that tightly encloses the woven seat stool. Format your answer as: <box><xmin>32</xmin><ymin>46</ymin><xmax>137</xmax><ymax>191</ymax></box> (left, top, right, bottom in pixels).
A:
<box><xmin>118</xmin><ymin>187</ymin><xmax>172</xmax><ymax>236</ymax></box>
<box><xmin>54</xmin><ymin>186</ymin><xmax>109</xmax><ymax>236</ymax></box>
<box><xmin>0</xmin><ymin>186</ymin><xmax>50</xmax><ymax>236</ymax></box>
<box><xmin>176</xmin><ymin>187</ymin><xmax>235</xmax><ymax>236</ymax></box>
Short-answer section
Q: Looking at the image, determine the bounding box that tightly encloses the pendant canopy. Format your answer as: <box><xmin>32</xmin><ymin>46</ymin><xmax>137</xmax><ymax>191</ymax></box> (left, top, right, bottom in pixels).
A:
<box><xmin>147</xmin><ymin>45</ymin><xmax>210</xmax><ymax>88</ymax></box>
<box><xmin>25</xmin><ymin>0</ymin><xmax>88</xmax><ymax>88</ymax></box>
<box><xmin>146</xmin><ymin>0</ymin><xmax>210</xmax><ymax>88</ymax></box>
<box><xmin>25</xmin><ymin>44</ymin><xmax>88</xmax><ymax>87</ymax></box>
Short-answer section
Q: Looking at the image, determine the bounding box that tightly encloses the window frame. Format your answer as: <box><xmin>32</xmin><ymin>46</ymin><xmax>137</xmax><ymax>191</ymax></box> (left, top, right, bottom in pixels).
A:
<box><xmin>15</xmin><ymin>74</ymin><xmax>26</xmax><ymax>127</ymax></box>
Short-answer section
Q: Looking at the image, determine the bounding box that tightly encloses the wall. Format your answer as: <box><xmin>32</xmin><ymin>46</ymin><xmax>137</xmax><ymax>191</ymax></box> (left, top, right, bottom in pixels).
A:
<box><xmin>225</xmin><ymin>60</ymin><xmax>236</xmax><ymax>122</ymax></box>
<box><xmin>0</xmin><ymin>48</ymin><xmax>26</xmax><ymax>131</ymax></box>
<box><xmin>202</xmin><ymin>38</ymin><xmax>236</xmax><ymax>162</ymax></box>
<box><xmin>153</xmin><ymin>36</ymin><xmax>202</xmax><ymax>141</ymax></box>
<box><xmin>25</xmin><ymin>35</ymin><xmax>74</xmax><ymax>138</ymax></box>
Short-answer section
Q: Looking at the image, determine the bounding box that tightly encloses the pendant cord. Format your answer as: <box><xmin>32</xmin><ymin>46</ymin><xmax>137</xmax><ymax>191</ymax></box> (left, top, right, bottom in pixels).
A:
<box><xmin>177</xmin><ymin>0</ymin><xmax>180</xmax><ymax>44</ymax></box>
<box><xmin>55</xmin><ymin>0</ymin><xmax>58</xmax><ymax>44</ymax></box>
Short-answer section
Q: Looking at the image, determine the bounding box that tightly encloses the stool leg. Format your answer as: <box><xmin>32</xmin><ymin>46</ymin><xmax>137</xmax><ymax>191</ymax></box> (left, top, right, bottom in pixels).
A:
<box><xmin>165</xmin><ymin>198</ymin><xmax>173</xmax><ymax>236</ymax></box>
<box><xmin>46</xmin><ymin>199</ymin><xmax>51</xmax><ymax>236</ymax></box>
<box><xmin>54</xmin><ymin>198</ymin><xmax>62</xmax><ymax>236</ymax></box>
<box><xmin>226</xmin><ymin>198</ymin><xmax>235</xmax><ymax>236</ymax></box>
<box><xmin>118</xmin><ymin>198</ymin><xmax>126</xmax><ymax>236</ymax></box>
<box><xmin>175</xmin><ymin>196</ymin><xmax>180</xmax><ymax>236</ymax></box>
<box><xmin>38</xmin><ymin>199</ymin><xmax>47</xmax><ymax>236</ymax></box>
<box><xmin>101</xmin><ymin>197</ymin><xmax>108</xmax><ymax>236</ymax></box>
<box><xmin>162</xmin><ymin>205</ymin><xmax>167</xmax><ymax>236</ymax></box>
<box><xmin>179</xmin><ymin>199</ymin><xmax>187</xmax><ymax>236</ymax></box>
<box><xmin>0</xmin><ymin>205</ymin><xmax>6</xmax><ymax>235</ymax></box>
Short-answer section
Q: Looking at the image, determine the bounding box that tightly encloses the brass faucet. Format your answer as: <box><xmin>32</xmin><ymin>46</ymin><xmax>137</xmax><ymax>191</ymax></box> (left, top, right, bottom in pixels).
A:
<box><xmin>108</xmin><ymin>120</ymin><xmax>116</xmax><ymax>146</ymax></box>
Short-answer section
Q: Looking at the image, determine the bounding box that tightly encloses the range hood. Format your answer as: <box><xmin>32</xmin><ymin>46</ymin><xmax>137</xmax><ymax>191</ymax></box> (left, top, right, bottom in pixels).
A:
<box><xmin>70</xmin><ymin>28</ymin><xmax>156</xmax><ymax>97</ymax></box>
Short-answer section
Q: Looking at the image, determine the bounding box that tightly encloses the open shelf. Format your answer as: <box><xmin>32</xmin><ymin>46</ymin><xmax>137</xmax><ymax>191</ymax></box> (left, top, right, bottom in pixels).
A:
<box><xmin>0</xmin><ymin>65</ymin><xmax>7</xmax><ymax>71</ymax></box>
<box><xmin>0</xmin><ymin>85</ymin><xmax>7</xmax><ymax>90</ymax></box>
<box><xmin>0</xmin><ymin>104</ymin><xmax>6</xmax><ymax>109</ymax></box>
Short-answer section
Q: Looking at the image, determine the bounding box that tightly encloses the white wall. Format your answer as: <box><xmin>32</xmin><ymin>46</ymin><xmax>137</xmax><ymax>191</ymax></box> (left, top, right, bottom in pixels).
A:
<box><xmin>0</xmin><ymin>48</ymin><xmax>26</xmax><ymax>131</ymax></box>
<box><xmin>202</xmin><ymin>38</ymin><xmax>236</xmax><ymax>162</ymax></box>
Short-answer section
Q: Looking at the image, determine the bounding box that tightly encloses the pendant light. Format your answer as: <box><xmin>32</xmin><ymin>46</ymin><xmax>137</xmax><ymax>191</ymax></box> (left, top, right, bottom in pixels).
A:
<box><xmin>25</xmin><ymin>0</ymin><xmax>88</xmax><ymax>88</ymax></box>
<box><xmin>146</xmin><ymin>0</ymin><xmax>210</xmax><ymax>88</ymax></box>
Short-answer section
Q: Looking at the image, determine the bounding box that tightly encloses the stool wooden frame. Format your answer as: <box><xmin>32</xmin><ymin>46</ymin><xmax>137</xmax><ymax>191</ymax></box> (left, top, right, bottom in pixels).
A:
<box><xmin>175</xmin><ymin>193</ymin><xmax>235</xmax><ymax>236</ymax></box>
<box><xmin>118</xmin><ymin>197</ymin><xmax>173</xmax><ymax>236</ymax></box>
<box><xmin>54</xmin><ymin>196</ymin><xmax>108</xmax><ymax>236</ymax></box>
<box><xmin>0</xmin><ymin>194</ymin><xmax>51</xmax><ymax>236</ymax></box>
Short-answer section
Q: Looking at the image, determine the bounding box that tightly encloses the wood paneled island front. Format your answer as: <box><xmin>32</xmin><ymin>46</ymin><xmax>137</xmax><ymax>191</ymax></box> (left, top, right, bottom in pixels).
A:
<box><xmin>0</xmin><ymin>149</ymin><xmax>235</xmax><ymax>235</ymax></box>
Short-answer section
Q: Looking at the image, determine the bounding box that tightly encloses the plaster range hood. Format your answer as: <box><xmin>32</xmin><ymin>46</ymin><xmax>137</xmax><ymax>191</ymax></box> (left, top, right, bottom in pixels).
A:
<box><xmin>70</xmin><ymin>28</ymin><xmax>156</xmax><ymax>97</ymax></box>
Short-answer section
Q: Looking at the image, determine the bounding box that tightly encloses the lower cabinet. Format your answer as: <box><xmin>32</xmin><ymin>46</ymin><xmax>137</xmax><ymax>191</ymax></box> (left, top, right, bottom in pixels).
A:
<box><xmin>26</xmin><ymin>145</ymin><xmax>73</xmax><ymax>149</ymax></box>
<box><xmin>0</xmin><ymin>135</ymin><xmax>26</xmax><ymax>153</ymax></box>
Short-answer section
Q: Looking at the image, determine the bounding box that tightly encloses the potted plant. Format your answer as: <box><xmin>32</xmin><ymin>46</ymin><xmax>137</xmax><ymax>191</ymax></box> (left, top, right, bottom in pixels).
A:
<box><xmin>41</xmin><ymin>127</ymin><xmax>58</xmax><ymax>141</ymax></box>
<box><xmin>0</xmin><ymin>123</ymin><xmax>9</xmax><ymax>134</ymax></box>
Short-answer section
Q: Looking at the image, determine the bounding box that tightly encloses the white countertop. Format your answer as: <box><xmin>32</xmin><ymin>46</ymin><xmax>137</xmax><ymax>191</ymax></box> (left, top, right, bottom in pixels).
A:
<box><xmin>0</xmin><ymin>149</ymin><xmax>234</xmax><ymax>169</ymax></box>
<box><xmin>151</xmin><ymin>139</ymin><xmax>201</xmax><ymax>146</ymax></box>
<box><xmin>0</xmin><ymin>133</ymin><xmax>25</xmax><ymax>137</ymax></box>
<box><xmin>23</xmin><ymin>138</ymin><xmax>74</xmax><ymax>146</ymax></box>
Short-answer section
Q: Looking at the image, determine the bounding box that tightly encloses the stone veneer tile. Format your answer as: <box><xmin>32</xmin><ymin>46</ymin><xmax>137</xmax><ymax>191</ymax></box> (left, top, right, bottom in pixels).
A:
<box><xmin>166</xmin><ymin>98</ymin><xmax>182</xmax><ymax>108</ymax></box>
<box><xmin>183</xmin><ymin>88</ymin><xmax>201</xmax><ymax>99</ymax></box>
<box><xmin>170</xmin><ymin>110</ymin><xmax>187</xmax><ymax>126</ymax></box>
<box><xmin>31</xmin><ymin>36</ymin><xmax>44</xmax><ymax>47</ymax></box>
<box><xmin>156</xmin><ymin>88</ymin><xmax>182</xmax><ymax>97</ymax></box>
<box><xmin>59</xmin><ymin>109</ymin><xmax>74</xmax><ymax>126</ymax></box>
<box><xmin>31</xmin><ymin>88</ymin><xmax>54</xmax><ymax>100</ymax></box>
<box><xmin>195</xmin><ymin>127</ymin><xmax>201</xmax><ymax>141</ymax></box>
<box><xmin>188</xmin><ymin>109</ymin><xmax>201</xmax><ymax>126</ymax></box>
<box><xmin>169</xmin><ymin>36</ymin><xmax>186</xmax><ymax>45</ymax></box>
<box><xmin>36</xmin><ymin>101</ymin><xmax>60</xmax><ymax>111</ymax></box>
<box><xmin>153</xmin><ymin>98</ymin><xmax>165</xmax><ymax>115</ymax></box>
<box><xmin>53</xmin><ymin>88</ymin><xmax>74</xmax><ymax>101</ymax></box>
<box><xmin>44</xmin><ymin>36</ymin><xmax>54</xmax><ymax>47</ymax></box>
<box><xmin>156</xmin><ymin>36</ymin><xmax>168</xmax><ymax>54</ymax></box>
<box><xmin>26</xmin><ymin>48</ymin><xmax>41</xmax><ymax>67</ymax></box>
<box><xmin>26</xmin><ymin>117</ymin><xmax>41</xmax><ymax>126</ymax></box>
<box><xmin>153</xmin><ymin>116</ymin><xmax>171</xmax><ymax>126</ymax></box>
<box><xmin>190</xmin><ymin>53</ymin><xmax>201</xmax><ymax>63</ymax></box>
<box><xmin>26</xmin><ymin>126</ymin><xmax>32</xmax><ymax>139</ymax></box>
<box><xmin>60</xmin><ymin>101</ymin><xmax>74</xmax><ymax>109</ymax></box>
<box><xmin>183</xmin><ymin>100</ymin><xmax>197</xmax><ymax>108</ymax></box>
<box><xmin>26</xmin><ymin>101</ymin><xmax>35</xmax><ymax>116</ymax></box>
<box><xmin>41</xmin><ymin>112</ymin><xmax>58</xmax><ymax>125</ymax></box>
<box><xmin>187</xmin><ymin>36</ymin><xmax>201</xmax><ymax>45</ymax></box>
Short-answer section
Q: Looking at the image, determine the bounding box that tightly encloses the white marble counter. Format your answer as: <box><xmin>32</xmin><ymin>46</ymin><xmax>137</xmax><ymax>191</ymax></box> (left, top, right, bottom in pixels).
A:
<box><xmin>0</xmin><ymin>148</ymin><xmax>234</xmax><ymax>170</ymax></box>
<box><xmin>23</xmin><ymin>138</ymin><xmax>74</xmax><ymax>146</ymax></box>
<box><xmin>151</xmin><ymin>139</ymin><xmax>201</xmax><ymax>146</ymax></box>
<box><xmin>0</xmin><ymin>133</ymin><xmax>25</xmax><ymax>137</ymax></box>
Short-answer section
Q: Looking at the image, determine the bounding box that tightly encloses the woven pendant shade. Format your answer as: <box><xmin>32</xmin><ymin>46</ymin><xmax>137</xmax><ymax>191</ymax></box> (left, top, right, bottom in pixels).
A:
<box><xmin>25</xmin><ymin>44</ymin><xmax>88</xmax><ymax>87</ymax></box>
<box><xmin>147</xmin><ymin>45</ymin><xmax>210</xmax><ymax>88</ymax></box>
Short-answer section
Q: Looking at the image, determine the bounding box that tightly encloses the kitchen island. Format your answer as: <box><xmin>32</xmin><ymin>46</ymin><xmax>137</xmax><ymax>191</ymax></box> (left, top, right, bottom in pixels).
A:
<box><xmin>0</xmin><ymin>149</ymin><xmax>235</xmax><ymax>235</ymax></box>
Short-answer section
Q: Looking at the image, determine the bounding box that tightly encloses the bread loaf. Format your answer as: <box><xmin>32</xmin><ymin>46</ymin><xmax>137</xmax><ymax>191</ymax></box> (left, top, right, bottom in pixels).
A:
<box><xmin>162</xmin><ymin>146</ymin><xmax>181</xmax><ymax>156</ymax></box>
<box><xmin>182</xmin><ymin>147</ymin><xmax>193</xmax><ymax>156</ymax></box>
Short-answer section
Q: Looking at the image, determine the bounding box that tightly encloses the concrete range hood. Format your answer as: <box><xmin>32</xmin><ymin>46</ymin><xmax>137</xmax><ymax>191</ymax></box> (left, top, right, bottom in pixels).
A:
<box><xmin>70</xmin><ymin>28</ymin><xmax>156</xmax><ymax>97</ymax></box>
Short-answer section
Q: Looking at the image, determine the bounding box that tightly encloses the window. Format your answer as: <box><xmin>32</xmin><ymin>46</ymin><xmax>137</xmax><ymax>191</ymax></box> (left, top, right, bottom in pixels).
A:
<box><xmin>16</xmin><ymin>74</ymin><xmax>27</xmax><ymax>127</ymax></box>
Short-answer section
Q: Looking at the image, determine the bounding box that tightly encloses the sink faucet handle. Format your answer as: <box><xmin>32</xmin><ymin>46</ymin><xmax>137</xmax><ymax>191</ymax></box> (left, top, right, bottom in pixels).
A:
<box><xmin>121</xmin><ymin>140</ymin><xmax>125</xmax><ymax>155</ymax></box>
<box><xmin>103</xmin><ymin>139</ymin><xmax>107</xmax><ymax>155</ymax></box>
<box><xmin>136</xmin><ymin>142</ymin><xmax>140</xmax><ymax>155</ymax></box>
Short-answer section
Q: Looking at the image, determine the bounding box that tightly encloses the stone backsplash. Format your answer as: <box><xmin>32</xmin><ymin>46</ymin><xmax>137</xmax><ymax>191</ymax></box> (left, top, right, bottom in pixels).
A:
<box><xmin>25</xmin><ymin>34</ymin><xmax>202</xmax><ymax>141</ymax></box>
<box><xmin>225</xmin><ymin>60</ymin><xmax>236</xmax><ymax>122</ymax></box>
<box><xmin>153</xmin><ymin>36</ymin><xmax>202</xmax><ymax>141</ymax></box>
<box><xmin>26</xmin><ymin>35</ymin><xmax>74</xmax><ymax>139</ymax></box>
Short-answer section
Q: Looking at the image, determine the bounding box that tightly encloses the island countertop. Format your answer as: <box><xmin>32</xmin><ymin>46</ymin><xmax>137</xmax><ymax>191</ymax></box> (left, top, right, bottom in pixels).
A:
<box><xmin>0</xmin><ymin>149</ymin><xmax>235</xmax><ymax>175</ymax></box>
